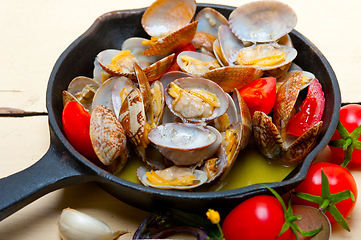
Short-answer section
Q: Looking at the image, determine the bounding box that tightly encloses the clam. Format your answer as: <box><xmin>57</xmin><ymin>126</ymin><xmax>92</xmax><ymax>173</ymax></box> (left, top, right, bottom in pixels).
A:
<box><xmin>194</xmin><ymin>7</ymin><xmax>229</xmax><ymax>37</ymax></box>
<box><xmin>177</xmin><ymin>51</ymin><xmax>221</xmax><ymax>76</ymax></box>
<box><xmin>111</xmin><ymin>76</ymin><xmax>136</xmax><ymax>119</ymax></box>
<box><xmin>228</xmin><ymin>0</ymin><xmax>297</xmax><ymax>43</ymax></box>
<box><xmin>164</xmin><ymin>77</ymin><xmax>229</xmax><ymax>123</ymax></box>
<box><xmin>96</xmin><ymin>49</ymin><xmax>174</xmax><ymax>82</ymax></box>
<box><xmin>89</xmin><ymin>105</ymin><xmax>127</xmax><ymax>166</ymax></box>
<box><xmin>252</xmin><ymin>111</ymin><xmax>323</xmax><ymax>164</ymax></box>
<box><xmin>147</xmin><ymin>123</ymin><xmax>220</xmax><ymax>166</ymax></box>
<box><xmin>62</xmin><ymin>76</ymin><xmax>100</xmax><ymax>112</ymax></box>
<box><xmin>141</xmin><ymin>0</ymin><xmax>197</xmax><ymax>56</ymax></box>
<box><xmin>276</xmin><ymin>70</ymin><xmax>315</xmax><ymax>92</ymax></box>
<box><xmin>137</xmin><ymin>165</ymin><xmax>207</xmax><ymax>190</ymax></box>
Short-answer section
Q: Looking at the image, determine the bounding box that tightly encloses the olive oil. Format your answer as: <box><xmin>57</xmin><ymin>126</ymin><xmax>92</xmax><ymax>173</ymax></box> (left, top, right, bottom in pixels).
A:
<box><xmin>116</xmin><ymin>138</ymin><xmax>298</xmax><ymax>191</ymax></box>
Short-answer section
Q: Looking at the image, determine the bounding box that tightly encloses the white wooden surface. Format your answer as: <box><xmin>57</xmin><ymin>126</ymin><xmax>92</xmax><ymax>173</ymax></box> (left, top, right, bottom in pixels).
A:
<box><xmin>1</xmin><ymin>0</ymin><xmax>361</xmax><ymax>239</ymax></box>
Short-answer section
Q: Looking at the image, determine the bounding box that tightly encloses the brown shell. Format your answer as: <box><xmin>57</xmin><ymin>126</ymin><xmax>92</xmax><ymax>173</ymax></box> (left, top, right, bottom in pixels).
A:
<box><xmin>281</xmin><ymin>121</ymin><xmax>323</xmax><ymax>164</ymax></box>
<box><xmin>252</xmin><ymin>111</ymin><xmax>285</xmax><ymax>160</ymax></box>
<box><xmin>143</xmin><ymin>54</ymin><xmax>175</xmax><ymax>82</ymax></box>
<box><xmin>232</xmin><ymin>89</ymin><xmax>252</xmax><ymax>150</ymax></box>
<box><xmin>273</xmin><ymin>71</ymin><xmax>303</xmax><ymax>140</ymax></box>
<box><xmin>134</xmin><ymin>62</ymin><xmax>152</xmax><ymax>113</ymax></box>
<box><xmin>118</xmin><ymin>88</ymin><xmax>146</xmax><ymax>147</ymax></box>
<box><xmin>202</xmin><ymin>65</ymin><xmax>263</xmax><ymax>92</ymax></box>
<box><xmin>143</xmin><ymin>21</ymin><xmax>198</xmax><ymax>56</ymax></box>
<box><xmin>90</xmin><ymin>105</ymin><xmax>127</xmax><ymax>165</ymax></box>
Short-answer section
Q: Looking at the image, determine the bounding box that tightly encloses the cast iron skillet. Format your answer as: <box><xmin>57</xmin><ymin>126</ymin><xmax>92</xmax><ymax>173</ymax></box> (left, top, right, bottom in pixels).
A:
<box><xmin>0</xmin><ymin>4</ymin><xmax>341</xmax><ymax>220</ymax></box>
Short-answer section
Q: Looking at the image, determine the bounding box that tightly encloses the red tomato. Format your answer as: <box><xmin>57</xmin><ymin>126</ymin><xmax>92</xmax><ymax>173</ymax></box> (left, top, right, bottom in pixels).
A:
<box><xmin>238</xmin><ymin>77</ymin><xmax>277</xmax><ymax>117</ymax></box>
<box><xmin>62</xmin><ymin>101</ymin><xmax>97</xmax><ymax>158</ymax></box>
<box><xmin>166</xmin><ymin>43</ymin><xmax>196</xmax><ymax>72</ymax></box>
<box><xmin>222</xmin><ymin>195</ymin><xmax>295</xmax><ymax>240</ymax></box>
<box><xmin>329</xmin><ymin>104</ymin><xmax>361</xmax><ymax>164</ymax></box>
<box><xmin>293</xmin><ymin>162</ymin><xmax>357</xmax><ymax>223</ymax></box>
<box><xmin>287</xmin><ymin>78</ymin><xmax>325</xmax><ymax>136</ymax></box>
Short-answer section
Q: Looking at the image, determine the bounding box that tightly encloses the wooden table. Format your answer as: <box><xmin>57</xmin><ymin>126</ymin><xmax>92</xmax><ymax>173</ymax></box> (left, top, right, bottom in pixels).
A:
<box><xmin>1</xmin><ymin>0</ymin><xmax>360</xmax><ymax>239</ymax></box>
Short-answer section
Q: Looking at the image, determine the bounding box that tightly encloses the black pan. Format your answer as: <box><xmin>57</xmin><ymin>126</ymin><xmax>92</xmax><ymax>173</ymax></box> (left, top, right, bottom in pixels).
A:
<box><xmin>0</xmin><ymin>4</ymin><xmax>341</xmax><ymax>220</ymax></box>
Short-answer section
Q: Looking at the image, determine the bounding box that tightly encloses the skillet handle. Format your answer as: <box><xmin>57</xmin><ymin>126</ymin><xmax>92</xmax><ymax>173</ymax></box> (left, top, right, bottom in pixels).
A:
<box><xmin>0</xmin><ymin>139</ymin><xmax>97</xmax><ymax>221</ymax></box>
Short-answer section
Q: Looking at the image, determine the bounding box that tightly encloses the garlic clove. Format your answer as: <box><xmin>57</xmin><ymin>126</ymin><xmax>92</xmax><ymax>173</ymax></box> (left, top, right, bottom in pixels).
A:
<box><xmin>58</xmin><ymin>208</ymin><xmax>128</xmax><ymax>240</ymax></box>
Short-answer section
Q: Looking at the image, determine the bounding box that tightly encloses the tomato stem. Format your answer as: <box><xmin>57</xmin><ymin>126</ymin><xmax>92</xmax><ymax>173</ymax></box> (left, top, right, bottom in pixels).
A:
<box><xmin>329</xmin><ymin>121</ymin><xmax>361</xmax><ymax>167</ymax></box>
<box><xmin>260</xmin><ymin>184</ymin><xmax>322</xmax><ymax>240</ymax></box>
<box><xmin>293</xmin><ymin>169</ymin><xmax>355</xmax><ymax>231</ymax></box>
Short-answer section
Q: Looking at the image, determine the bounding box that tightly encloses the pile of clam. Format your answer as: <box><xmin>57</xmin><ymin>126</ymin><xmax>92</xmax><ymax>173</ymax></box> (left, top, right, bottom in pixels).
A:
<box><xmin>62</xmin><ymin>0</ymin><xmax>324</xmax><ymax>190</ymax></box>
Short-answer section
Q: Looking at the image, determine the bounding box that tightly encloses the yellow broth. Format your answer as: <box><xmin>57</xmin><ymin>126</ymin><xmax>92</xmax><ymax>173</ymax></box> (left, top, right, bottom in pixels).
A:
<box><xmin>116</xmin><ymin>138</ymin><xmax>298</xmax><ymax>191</ymax></box>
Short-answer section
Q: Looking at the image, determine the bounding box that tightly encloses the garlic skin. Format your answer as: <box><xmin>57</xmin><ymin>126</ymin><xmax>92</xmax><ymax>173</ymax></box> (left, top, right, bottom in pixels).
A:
<box><xmin>58</xmin><ymin>208</ymin><xmax>128</xmax><ymax>240</ymax></box>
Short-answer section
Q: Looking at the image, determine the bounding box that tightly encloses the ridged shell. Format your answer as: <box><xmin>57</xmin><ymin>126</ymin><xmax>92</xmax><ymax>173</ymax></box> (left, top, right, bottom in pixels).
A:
<box><xmin>90</xmin><ymin>105</ymin><xmax>127</xmax><ymax>166</ymax></box>
<box><xmin>143</xmin><ymin>21</ymin><xmax>198</xmax><ymax>56</ymax></box>
<box><xmin>118</xmin><ymin>88</ymin><xmax>146</xmax><ymax>148</ymax></box>
<box><xmin>229</xmin><ymin>0</ymin><xmax>297</xmax><ymax>43</ymax></box>
<box><xmin>232</xmin><ymin>89</ymin><xmax>252</xmax><ymax>150</ymax></box>
<box><xmin>273</xmin><ymin>71</ymin><xmax>303</xmax><ymax>140</ymax></box>
<box><xmin>252</xmin><ymin>111</ymin><xmax>285</xmax><ymax>160</ymax></box>
<box><xmin>111</xmin><ymin>76</ymin><xmax>135</xmax><ymax>118</ymax></box>
<box><xmin>202</xmin><ymin>65</ymin><xmax>263</xmax><ymax>93</ymax></box>
<box><xmin>281</xmin><ymin>121</ymin><xmax>323</xmax><ymax>163</ymax></box>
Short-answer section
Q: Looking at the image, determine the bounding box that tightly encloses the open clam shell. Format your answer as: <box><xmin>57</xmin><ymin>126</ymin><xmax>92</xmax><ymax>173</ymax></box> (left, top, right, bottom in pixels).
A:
<box><xmin>141</xmin><ymin>0</ymin><xmax>196</xmax><ymax>38</ymax></box>
<box><xmin>164</xmin><ymin>77</ymin><xmax>230</xmax><ymax>122</ymax></box>
<box><xmin>63</xmin><ymin>76</ymin><xmax>100</xmax><ymax>112</ymax></box>
<box><xmin>176</xmin><ymin>51</ymin><xmax>221</xmax><ymax>76</ymax></box>
<box><xmin>148</xmin><ymin>123</ymin><xmax>220</xmax><ymax>166</ymax></box>
<box><xmin>195</xmin><ymin>7</ymin><xmax>229</xmax><ymax>37</ymax></box>
<box><xmin>229</xmin><ymin>0</ymin><xmax>297</xmax><ymax>43</ymax></box>
<box><xmin>137</xmin><ymin>166</ymin><xmax>207</xmax><ymax>190</ymax></box>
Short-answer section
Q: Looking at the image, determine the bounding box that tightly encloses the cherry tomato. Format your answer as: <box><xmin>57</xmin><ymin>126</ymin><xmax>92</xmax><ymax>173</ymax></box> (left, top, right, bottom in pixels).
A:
<box><xmin>222</xmin><ymin>195</ymin><xmax>295</xmax><ymax>240</ymax></box>
<box><xmin>166</xmin><ymin>43</ymin><xmax>196</xmax><ymax>72</ymax></box>
<box><xmin>62</xmin><ymin>101</ymin><xmax>97</xmax><ymax>158</ymax></box>
<box><xmin>287</xmin><ymin>78</ymin><xmax>325</xmax><ymax>136</ymax></box>
<box><xmin>293</xmin><ymin>162</ymin><xmax>357</xmax><ymax>223</ymax></box>
<box><xmin>329</xmin><ymin>104</ymin><xmax>361</xmax><ymax>165</ymax></box>
<box><xmin>238</xmin><ymin>77</ymin><xmax>277</xmax><ymax>117</ymax></box>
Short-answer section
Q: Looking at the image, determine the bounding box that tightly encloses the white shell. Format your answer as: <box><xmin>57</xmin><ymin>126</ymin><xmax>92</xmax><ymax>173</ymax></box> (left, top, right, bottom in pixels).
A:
<box><xmin>111</xmin><ymin>76</ymin><xmax>135</xmax><ymax>118</ymax></box>
<box><xmin>164</xmin><ymin>77</ymin><xmax>230</xmax><ymax>123</ymax></box>
<box><xmin>141</xmin><ymin>0</ymin><xmax>196</xmax><ymax>37</ymax></box>
<box><xmin>195</xmin><ymin>7</ymin><xmax>229</xmax><ymax>37</ymax></box>
<box><xmin>148</xmin><ymin>123</ymin><xmax>219</xmax><ymax>165</ymax></box>
<box><xmin>229</xmin><ymin>0</ymin><xmax>297</xmax><ymax>43</ymax></box>
<box><xmin>217</xmin><ymin>25</ymin><xmax>246</xmax><ymax>66</ymax></box>
<box><xmin>137</xmin><ymin>166</ymin><xmax>207</xmax><ymax>190</ymax></box>
<box><xmin>176</xmin><ymin>51</ymin><xmax>220</xmax><ymax>76</ymax></box>
<box><xmin>92</xmin><ymin>77</ymin><xmax>118</xmax><ymax>112</ymax></box>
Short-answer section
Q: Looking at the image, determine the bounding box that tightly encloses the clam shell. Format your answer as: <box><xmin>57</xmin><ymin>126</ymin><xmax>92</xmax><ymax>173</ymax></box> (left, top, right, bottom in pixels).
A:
<box><xmin>217</xmin><ymin>24</ymin><xmax>246</xmax><ymax>66</ymax></box>
<box><xmin>96</xmin><ymin>49</ymin><xmax>137</xmax><ymax>79</ymax></box>
<box><xmin>164</xmin><ymin>77</ymin><xmax>230</xmax><ymax>122</ymax></box>
<box><xmin>137</xmin><ymin>166</ymin><xmax>207</xmax><ymax>190</ymax></box>
<box><xmin>143</xmin><ymin>21</ymin><xmax>198</xmax><ymax>56</ymax></box>
<box><xmin>229</xmin><ymin>0</ymin><xmax>297</xmax><ymax>43</ymax></box>
<box><xmin>252</xmin><ymin>111</ymin><xmax>285</xmax><ymax>160</ymax></box>
<box><xmin>111</xmin><ymin>76</ymin><xmax>135</xmax><ymax>118</ymax></box>
<box><xmin>195</xmin><ymin>7</ymin><xmax>229</xmax><ymax>37</ymax></box>
<box><xmin>273</xmin><ymin>71</ymin><xmax>303</xmax><ymax>140</ymax></box>
<box><xmin>232</xmin><ymin>89</ymin><xmax>252</xmax><ymax>150</ymax></box>
<box><xmin>282</xmin><ymin>121</ymin><xmax>323</xmax><ymax>164</ymax></box>
<box><xmin>118</xmin><ymin>88</ymin><xmax>147</xmax><ymax>148</ymax></box>
<box><xmin>141</xmin><ymin>0</ymin><xmax>196</xmax><ymax>38</ymax></box>
<box><xmin>234</xmin><ymin>43</ymin><xmax>297</xmax><ymax>71</ymax></box>
<box><xmin>202</xmin><ymin>65</ymin><xmax>263</xmax><ymax>93</ymax></box>
<box><xmin>122</xmin><ymin>37</ymin><xmax>166</xmax><ymax>68</ymax></box>
<box><xmin>65</xmin><ymin>76</ymin><xmax>100</xmax><ymax>112</ymax></box>
<box><xmin>177</xmin><ymin>51</ymin><xmax>220</xmax><ymax>76</ymax></box>
<box><xmin>92</xmin><ymin>77</ymin><xmax>119</xmax><ymax>113</ymax></box>
<box><xmin>89</xmin><ymin>105</ymin><xmax>127</xmax><ymax>166</ymax></box>
<box><xmin>148</xmin><ymin>123</ymin><xmax>219</xmax><ymax>166</ymax></box>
